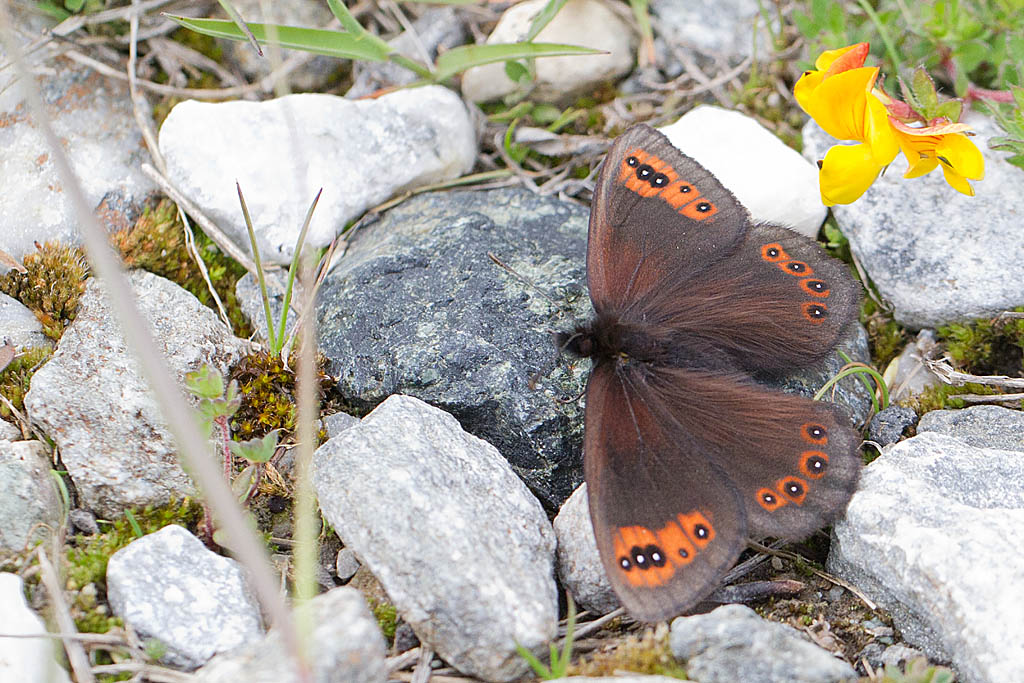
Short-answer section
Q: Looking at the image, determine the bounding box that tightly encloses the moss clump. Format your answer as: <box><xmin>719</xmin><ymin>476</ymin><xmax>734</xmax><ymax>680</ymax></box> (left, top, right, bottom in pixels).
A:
<box><xmin>937</xmin><ymin>308</ymin><xmax>1024</xmax><ymax>376</ymax></box>
<box><xmin>568</xmin><ymin>626</ymin><xmax>686</xmax><ymax>678</ymax></box>
<box><xmin>229</xmin><ymin>349</ymin><xmax>332</xmax><ymax>442</ymax></box>
<box><xmin>370</xmin><ymin>600</ymin><xmax>398</xmax><ymax>642</ymax></box>
<box><xmin>66</xmin><ymin>499</ymin><xmax>202</xmax><ymax>599</ymax></box>
<box><xmin>0</xmin><ymin>345</ymin><xmax>53</xmax><ymax>419</ymax></box>
<box><xmin>862</xmin><ymin>300</ymin><xmax>907</xmax><ymax>372</ymax></box>
<box><xmin>111</xmin><ymin>199</ymin><xmax>251</xmax><ymax>337</ymax></box>
<box><xmin>904</xmin><ymin>382</ymin><xmax>1012</xmax><ymax>415</ymax></box>
<box><xmin>0</xmin><ymin>241</ymin><xmax>89</xmax><ymax>340</ymax></box>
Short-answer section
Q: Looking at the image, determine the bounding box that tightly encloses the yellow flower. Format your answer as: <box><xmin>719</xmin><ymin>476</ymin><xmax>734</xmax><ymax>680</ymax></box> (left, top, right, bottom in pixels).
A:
<box><xmin>889</xmin><ymin>119</ymin><xmax>985</xmax><ymax>196</ymax></box>
<box><xmin>795</xmin><ymin>43</ymin><xmax>899</xmax><ymax>206</ymax></box>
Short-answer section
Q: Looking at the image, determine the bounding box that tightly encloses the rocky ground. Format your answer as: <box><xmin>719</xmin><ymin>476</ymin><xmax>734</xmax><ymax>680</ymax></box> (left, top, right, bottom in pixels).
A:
<box><xmin>1</xmin><ymin>1</ymin><xmax>1023</xmax><ymax>682</ymax></box>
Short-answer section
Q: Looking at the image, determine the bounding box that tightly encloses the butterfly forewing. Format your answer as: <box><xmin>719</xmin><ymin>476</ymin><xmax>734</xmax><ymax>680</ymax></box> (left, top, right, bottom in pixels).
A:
<box><xmin>584</xmin><ymin>362</ymin><xmax>747</xmax><ymax>621</ymax></box>
<box><xmin>587</xmin><ymin>125</ymin><xmax>750</xmax><ymax>314</ymax></box>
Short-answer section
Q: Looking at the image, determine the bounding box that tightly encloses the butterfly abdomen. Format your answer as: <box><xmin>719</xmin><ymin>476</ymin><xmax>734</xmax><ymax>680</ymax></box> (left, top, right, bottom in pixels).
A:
<box><xmin>558</xmin><ymin>312</ymin><xmax>693</xmax><ymax>367</ymax></box>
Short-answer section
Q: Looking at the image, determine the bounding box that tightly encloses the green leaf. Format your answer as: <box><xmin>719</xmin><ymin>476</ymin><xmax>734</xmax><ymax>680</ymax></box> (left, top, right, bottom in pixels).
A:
<box><xmin>163</xmin><ymin>15</ymin><xmax>390</xmax><ymax>62</ymax></box>
<box><xmin>229</xmin><ymin>430</ymin><xmax>280</xmax><ymax>464</ymax></box>
<box><xmin>185</xmin><ymin>364</ymin><xmax>225</xmax><ymax>400</ymax></box>
<box><xmin>504</xmin><ymin>60</ymin><xmax>531</xmax><ymax>83</ymax></box>
<box><xmin>325</xmin><ymin>0</ymin><xmax>367</xmax><ymax>37</ymax></box>
<box><xmin>433</xmin><ymin>42</ymin><xmax>603</xmax><ymax>82</ymax></box>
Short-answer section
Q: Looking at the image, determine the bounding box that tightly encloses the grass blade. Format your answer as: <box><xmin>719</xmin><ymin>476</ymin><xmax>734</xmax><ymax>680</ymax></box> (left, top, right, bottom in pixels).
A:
<box><xmin>163</xmin><ymin>15</ymin><xmax>390</xmax><ymax>62</ymax></box>
<box><xmin>433</xmin><ymin>41</ymin><xmax>604</xmax><ymax>82</ymax></box>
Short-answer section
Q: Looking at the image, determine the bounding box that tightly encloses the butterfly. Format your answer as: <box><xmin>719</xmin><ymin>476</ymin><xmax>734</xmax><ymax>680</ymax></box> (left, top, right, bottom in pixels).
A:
<box><xmin>557</xmin><ymin>124</ymin><xmax>863</xmax><ymax>622</ymax></box>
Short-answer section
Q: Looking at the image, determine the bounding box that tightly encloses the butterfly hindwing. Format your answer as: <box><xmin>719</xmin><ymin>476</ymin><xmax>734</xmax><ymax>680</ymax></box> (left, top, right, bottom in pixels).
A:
<box><xmin>587</xmin><ymin>125</ymin><xmax>750</xmax><ymax>314</ymax></box>
<box><xmin>584</xmin><ymin>362</ymin><xmax>747</xmax><ymax>621</ymax></box>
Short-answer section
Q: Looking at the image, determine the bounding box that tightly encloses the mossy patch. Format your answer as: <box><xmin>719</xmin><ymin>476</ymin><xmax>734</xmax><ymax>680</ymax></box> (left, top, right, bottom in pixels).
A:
<box><xmin>567</xmin><ymin>625</ymin><xmax>686</xmax><ymax>678</ymax></box>
<box><xmin>937</xmin><ymin>308</ymin><xmax>1024</xmax><ymax>377</ymax></box>
<box><xmin>111</xmin><ymin>199</ymin><xmax>252</xmax><ymax>337</ymax></box>
<box><xmin>0</xmin><ymin>345</ymin><xmax>53</xmax><ymax>419</ymax></box>
<box><xmin>904</xmin><ymin>382</ymin><xmax>1012</xmax><ymax>415</ymax></box>
<box><xmin>0</xmin><ymin>241</ymin><xmax>89</xmax><ymax>340</ymax></box>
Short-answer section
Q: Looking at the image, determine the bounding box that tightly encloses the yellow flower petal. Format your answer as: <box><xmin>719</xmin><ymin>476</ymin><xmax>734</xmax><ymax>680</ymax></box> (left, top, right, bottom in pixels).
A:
<box><xmin>941</xmin><ymin>164</ymin><xmax>975</xmax><ymax>196</ymax></box>
<box><xmin>814</xmin><ymin>43</ymin><xmax>869</xmax><ymax>73</ymax></box>
<box><xmin>937</xmin><ymin>133</ymin><xmax>985</xmax><ymax>181</ymax></box>
<box><xmin>818</xmin><ymin>143</ymin><xmax>885</xmax><ymax>206</ymax></box>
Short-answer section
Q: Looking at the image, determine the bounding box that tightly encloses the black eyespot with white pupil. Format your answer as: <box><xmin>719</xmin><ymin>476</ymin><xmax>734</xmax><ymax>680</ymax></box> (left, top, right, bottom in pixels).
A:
<box><xmin>807</xmin><ymin>456</ymin><xmax>827</xmax><ymax>474</ymax></box>
<box><xmin>695</xmin><ymin>202</ymin><xmax>711</xmax><ymax>213</ymax></box>
<box><xmin>620</xmin><ymin>556</ymin><xmax>632</xmax><ymax>570</ymax></box>
<box><xmin>786</xmin><ymin>261</ymin><xmax>807</xmax><ymax>273</ymax></box>
<box><xmin>806</xmin><ymin>280</ymin><xmax>827</xmax><ymax>292</ymax></box>
<box><xmin>807</xmin><ymin>305</ymin><xmax>827</xmax><ymax>319</ymax></box>
<box><xmin>806</xmin><ymin>424</ymin><xmax>826</xmax><ymax>440</ymax></box>
<box><xmin>679</xmin><ymin>185</ymin><xmax>692</xmax><ymax>194</ymax></box>
<box><xmin>636</xmin><ymin>164</ymin><xmax>654</xmax><ymax>180</ymax></box>
<box><xmin>627</xmin><ymin>156</ymin><xmax>639</xmax><ymax>167</ymax></box>
<box><xmin>786</xmin><ymin>481</ymin><xmax>804</xmax><ymax>496</ymax></box>
<box><xmin>762</xmin><ymin>492</ymin><xmax>776</xmax><ymax>504</ymax></box>
<box><xmin>766</xmin><ymin>247</ymin><xmax>780</xmax><ymax>258</ymax></box>
<box><xmin>693</xmin><ymin>523</ymin><xmax>709</xmax><ymax>539</ymax></box>
<box><xmin>651</xmin><ymin>172</ymin><xmax>669</xmax><ymax>187</ymax></box>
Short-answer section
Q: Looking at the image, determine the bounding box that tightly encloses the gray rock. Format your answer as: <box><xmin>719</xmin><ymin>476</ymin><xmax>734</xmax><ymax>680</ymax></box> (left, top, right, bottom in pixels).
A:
<box><xmin>221</xmin><ymin>0</ymin><xmax>339</xmax><ymax>93</ymax></box>
<box><xmin>315</xmin><ymin>187</ymin><xmax>591</xmax><ymax>508</ymax></box>
<box><xmin>0</xmin><ymin>12</ymin><xmax>154</xmax><ymax>264</ymax></box>
<box><xmin>886</xmin><ymin>330</ymin><xmax>942</xmax><ymax>402</ymax></box>
<box><xmin>669</xmin><ymin>604</ymin><xmax>857</xmax><ymax>682</ymax></box>
<box><xmin>0</xmin><ymin>439</ymin><xmax>64</xmax><ymax>553</ymax></box>
<box><xmin>802</xmin><ymin>116</ymin><xmax>1024</xmax><ymax>329</ymax></box>
<box><xmin>68</xmin><ymin>508</ymin><xmax>100</xmax><ymax>535</ymax></box>
<box><xmin>552</xmin><ymin>483</ymin><xmax>618</xmax><ymax>615</ymax></box>
<box><xmin>881</xmin><ymin>644</ymin><xmax>927</xmax><ymax>669</ymax></box>
<box><xmin>234</xmin><ymin>270</ymin><xmax>300</xmax><ymax>345</ymax></box>
<box><xmin>867</xmin><ymin>406</ymin><xmax>917</xmax><ymax>446</ymax></box>
<box><xmin>322</xmin><ymin>411</ymin><xmax>359</xmax><ymax>440</ymax></box>
<box><xmin>917</xmin><ymin>404</ymin><xmax>1024</xmax><ymax>452</ymax></box>
<box><xmin>651</xmin><ymin>0</ymin><xmax>774</xmax><ymax>61</ymax></box>
<box><xmin>335</xmin><ymin>547</ymin><xmax>360</xmax><ymax>581</ymax></box>
<box><xmin>313</xmin><ymin>395</ymin><xmax>557</xmax><ymax>681</ymax></box>
<box><xmin>106</xmin><ymin>525</ymin><xmax>263</xmax><ymax>670</ymax></box>
<box><xmin>828</xmin><ymin>432</ymin><xmax>1024</xmax><ymax>683</ymax></box>
<box><xmin>0</xmin><ymin>573</ymin><xmax>71</xmax><ymax>683</ymax></box>
<box><xmin>195</xmin><ymin>586</ymin><xmax>386</xmax><ymax>683</ymax></box>
<box><xmin>347</xmin><ymin>7</ymin><xmax>468</xmax><ymax>98</ymax></box>
<box><xmin>0</xmin><ymin>420</ymin><xmax>20</xmax><ymax>440</ymax></box>
<box><xmin>24</xmin><ymin>271</ymin><xmax>248</xmax><ymax>517</ymax></box>
<box><xmin>0</xmin><ymin>293</ymin><xmax>48</xmax><ymax>350</ymax></box>
<box><xmin>550</xmin><ymin>677</ymin><xmax>685</xmax><ymax>683</ymax></box>
<box><xmin>158</xmin><ymin>87</ymin><xmax>477</xmax><ymax>265</ymax></box>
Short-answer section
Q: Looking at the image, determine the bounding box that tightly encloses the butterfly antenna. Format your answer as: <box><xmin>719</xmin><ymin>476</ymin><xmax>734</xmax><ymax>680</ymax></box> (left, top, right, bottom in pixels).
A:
<box><xmin>487</xmin><ymin>251</ymin><xmax>573</xmax><ymax>317</ymax></box>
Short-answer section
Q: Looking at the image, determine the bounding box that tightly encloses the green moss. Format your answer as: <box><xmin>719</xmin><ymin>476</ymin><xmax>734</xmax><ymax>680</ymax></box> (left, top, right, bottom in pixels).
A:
<box><xmin>0</xmin><ymin>345</ymin><xmax>53</xmax><ymax>419</ymax></box>
<box><xmin>905</xmin><ymin>382</ymin><xmax>1012</xmax><ymax>415</ymax></box>
<box><xmin>568</xmin><ymin>627</ymin><xmax>686</xmax><ymax>678</ymax></box>
<box><xmin>66</xmin><ymin>499</ymin><xmax>202</xmax><ymax>599</ymax></box>
<box><xmin>370</xmin><ymin>600</ymin><xmax>398</xmax><ymax>641</ymax></box>
<box><xmin>229</xmin><ymin>349</ymin><xmax>331</xmax><ymax>442</ymax></box>
<box><xmin>0</xmin><ymin>241</ymin><xmax>89</xmax><ymax>340</ymax></box>
<box><xmin>111</xmin><ymin>199</ymin><xmax>251</xmax><ymax>337</ymax></box>
<box><xmin>937</xmin><ymin>308</ymin><xmax>1024</xmax><ymax>376</ymax></box>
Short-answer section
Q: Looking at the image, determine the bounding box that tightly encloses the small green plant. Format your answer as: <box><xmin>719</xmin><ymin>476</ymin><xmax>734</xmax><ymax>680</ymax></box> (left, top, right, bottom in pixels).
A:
<box><xmin>166</xmin><ymin>0</ymin><xmax>601</xmax><ymax>88</ymax></box>
<box><xmin>0</xmin><ymin>241</ymin><xmax>89</xmax><ymax>340</ymax></box>
<box><xmin>879</xmin><ymin>656</ymin><xmax>955</xmax><ymax>683</ymax></box>
<box><xmin>517</xmin><ymin>595</ymin><xmax>576</xmax><ymax>680</ymax></box>
<box><xmin>937</xmin><ymin>308</ymin><xmax>1024</xmax><ymax>376</ymax></box>
<box><xmin>0</xmin><ymin>345</ymin><xmax>53</xmax><ymax>419</ymax></box>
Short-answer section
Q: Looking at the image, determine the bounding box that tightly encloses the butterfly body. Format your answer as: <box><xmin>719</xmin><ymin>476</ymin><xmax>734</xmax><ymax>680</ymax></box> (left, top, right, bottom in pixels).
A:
<box><xmin>561</xmin><ymin>124</ymin><xmax>863</xmax><ymax>623</ymax></box>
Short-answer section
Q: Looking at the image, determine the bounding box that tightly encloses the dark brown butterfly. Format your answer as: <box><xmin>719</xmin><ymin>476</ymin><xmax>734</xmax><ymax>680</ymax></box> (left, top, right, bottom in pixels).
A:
<box><xmin>557</xmin><ymin>124</ymin><xmax>863</xmax><ymax>622</ymax></box>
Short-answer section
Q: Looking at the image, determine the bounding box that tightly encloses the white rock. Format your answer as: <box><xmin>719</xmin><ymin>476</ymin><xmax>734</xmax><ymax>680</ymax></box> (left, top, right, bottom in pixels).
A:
<box><xmin>195</xmin><ymin>586</ymin><xmax>386</xmax><ymax>683</ymax></box>
<box><xmin>158</xmin><ymin>87</ymin><xmax>477</xmax><ymax>264</ymax></box>
<box><xmin>829</xmin><ymin>432</ymin><xmax>1024</xmax><ymax>683</ymax></box>
<box><xmin>24</xmin><ymin>271</ymin><xmax>248</xmax><ymax>517</ymax></box>
<box><xmin>0</xmin><ymin>293</ymin><xmax>49</xmax><ymax>350</ymax></box>
<box><xmin>802</xmin><ymin>114</ymin><xmax>1024</xmax><ymax>329</ymax></box>
<box><xmin>0</xmin><ymin>573</ymin><xmax>71</xmax><ymax>683</ymax></box>
<box><xmin>651</xmin><ymin>0</ymin><xmax>773</xmax><ymax>61</ymax></box>
<box><xmin>552</xmin><ymin>483</ymin><xmax>619</xmax><ymax>615</ymax></box>
<box><xmin>314</xmin><ymin>395</ymin><xmax>557</xmax><ymax>681</ymax></box>
<box><xmin>0</xmin><ymin>10</ymin><xmax>154</xmax><ymax>264</ymax></box>
<box><xmin>0</xmin><ymin>439</ymin><xmax>64</xmax><ymax>553</ymax></box>
<box><xmin>106</xmin><ymin>525</ymin><xmax>264</xmax><ymax>670</ymax></box>
<box><xmin>660</xmin><ymin>106</ymin><xmax>826</xmax><ymax>237</ymax></box>
<box><xmin>461</xmin><ymin>0</ymin><xmax>636</xmax><ymax>103</ymax></box>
